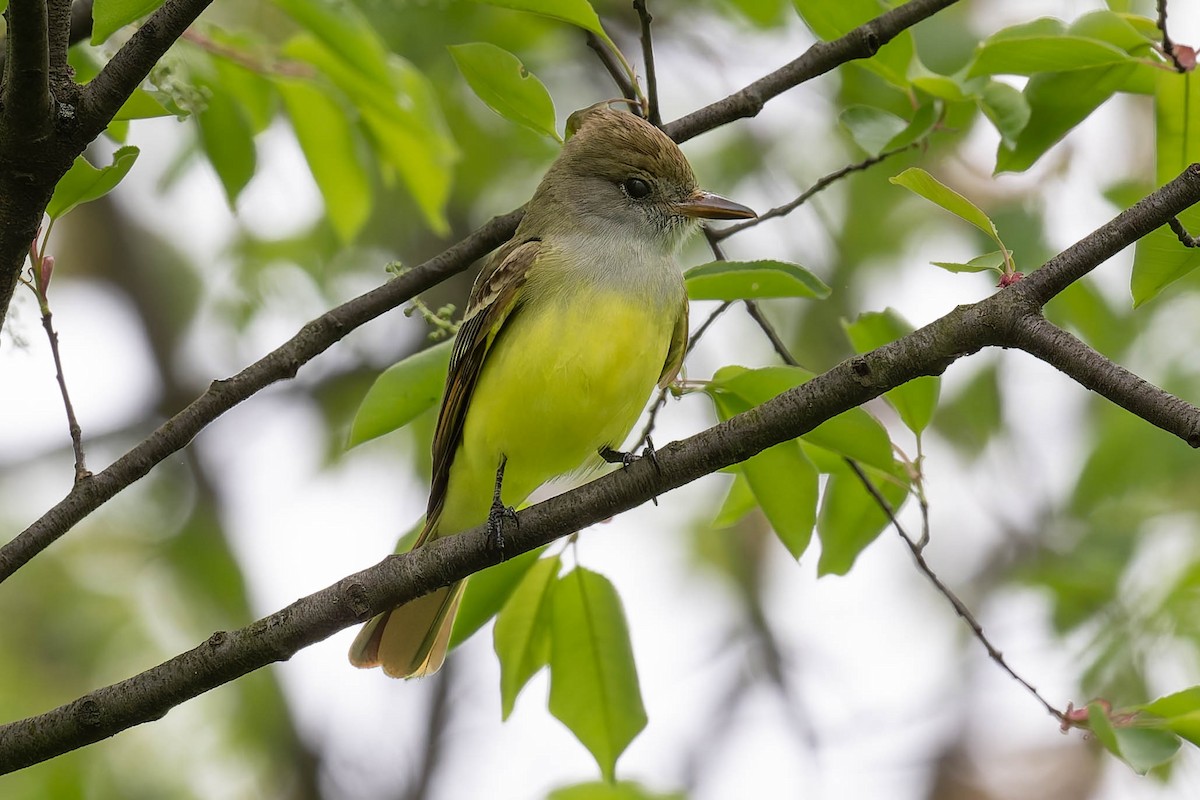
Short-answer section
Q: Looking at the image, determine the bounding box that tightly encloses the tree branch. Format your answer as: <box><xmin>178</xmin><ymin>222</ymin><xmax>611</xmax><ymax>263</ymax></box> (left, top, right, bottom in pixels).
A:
<box><xmin>75</xmin><ymin>0</ymin><xmax>216</xmax><ymax>144</ymax></box>
<box><xmin>633</xmin><ymin>0</ymin><xmax>660</xmax><ymax>126</ymax></box>
<box><xmin>843</xmin><ymin>458</ymin><xmax>1066</xmax><ymax>722</ymax></box>
<box><xmin>711</xmin><ymin>143</ymin><xmax>918</xmax><ymax>241</ymax></box>
<box><xmin>662</xmin><ymin>0</ymin><xmax>961</xmax><ymax>143</ymax></box>
<box><xmin>585</xmin><ymin>30</ymin><xmax>640</xmax><ymax>109</ymax></box>
<box><xmin>46</xmin><ymin>0</ymin><xmax>74</xmax><ymax>90</ymax></box>
<box><xmin>0</xmin><ymin>209</ymin><xmax>524</xmax><ymax>584</ymax></box>
<box><xmin>2</xmin><ymin>0</ymin><xmax>53</xmax><ymax>142</ymax></box>
<box><xmin>1003</xmin><ymin>314</ymin><xmax>1200</xmax><ymax>446</ymax></box>
<box><xmin>4</xmin><ymin>163</ymin><xmax>1200</xmax><ymax>772</ymax></box>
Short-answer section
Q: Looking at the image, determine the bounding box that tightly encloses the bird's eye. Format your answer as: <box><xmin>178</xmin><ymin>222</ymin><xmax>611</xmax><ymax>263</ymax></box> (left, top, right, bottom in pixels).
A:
<box><xmin>622</xmin><ymin>177</ymin><xmax>651</xmax><ymax>199</ymax></box>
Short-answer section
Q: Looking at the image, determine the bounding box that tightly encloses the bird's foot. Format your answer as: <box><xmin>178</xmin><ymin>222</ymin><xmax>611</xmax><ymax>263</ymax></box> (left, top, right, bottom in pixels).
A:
<box><xmin>599</xmin><ymin>437</ymin><xmax>661</xmax><ymax>505</ymax></box>
<box><xmin>486</xmin><ymin>498</ymin><xmax>518</xmax><ymax>557</ymax></box>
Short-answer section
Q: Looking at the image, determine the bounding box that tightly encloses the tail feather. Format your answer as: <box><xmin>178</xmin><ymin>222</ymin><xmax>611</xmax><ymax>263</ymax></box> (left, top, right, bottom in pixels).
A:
<box><xmin>348</xmin><ymin>580</ymin><xmax>466</xmax><ymax>678</ymax></box>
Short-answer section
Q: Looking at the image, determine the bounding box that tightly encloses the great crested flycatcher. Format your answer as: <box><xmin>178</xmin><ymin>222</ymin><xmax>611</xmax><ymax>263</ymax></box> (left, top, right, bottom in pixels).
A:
<box><xmin>349</xmin><ymin>104</ymin><xmax>755</xmax><ymax>678</ymax></box>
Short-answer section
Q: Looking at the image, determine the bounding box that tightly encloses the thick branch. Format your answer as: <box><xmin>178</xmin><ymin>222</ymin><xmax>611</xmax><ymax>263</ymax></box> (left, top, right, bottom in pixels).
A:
<box><xmin>5</xmin><ymin>164</ymin><xmax>1200</xmax><ymax>771</ymax></box>
<box><xmin>75</xmin><ymin>0</ymin><xmax>215</xmax><ymax>144</ymax></box>
<box><xmin>47</xmin><ymin>0</ymin><xmax>73</xmax><ymax>89</ymax></box>
<box><xmin>2</xmin><ymin>0</ymin><xmax>53</xmax><ymax>141</ymax></box>
<box><xmin>1003</xmin><ymin>314</ymin><xmax>1200</xmax><ymax>447</ymax></box>
<box><xmin>662</xmin><ymin>0</ymin><xmax>961</xmax><ymax>143</ymax></box>
<box><xmin>0</xmin><ymin>210</ymin><xmax>523</xmax><ymax>583</ymax></box>
<box><xmin>1014</xmin><ymin>164</ymin><xmax>1200</xmax><ymax>305</ymax></box>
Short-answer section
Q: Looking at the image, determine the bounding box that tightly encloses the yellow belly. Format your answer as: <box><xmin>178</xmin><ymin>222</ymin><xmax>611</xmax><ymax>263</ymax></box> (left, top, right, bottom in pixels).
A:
<box><xmin>437</xmin><ymin>290</ymin><xmax>676</xmax><ymax>535</ymax></box>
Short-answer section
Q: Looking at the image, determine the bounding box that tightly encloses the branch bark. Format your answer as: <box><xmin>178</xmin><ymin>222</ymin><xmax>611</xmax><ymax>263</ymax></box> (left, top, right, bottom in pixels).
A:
<box><xmin>3</xmin><ymin>163</ymin><xmax>1200</xmax><ymax>774</ymax></box>
<box><xmin>74</xmin><ymin>0</ymin><xmax>215</xmax><ymax>144</ymax></box>
<box><xmin>662</xmin><ymin>0</ymin><xmax>961</xmax><ymax>143</ymax></box>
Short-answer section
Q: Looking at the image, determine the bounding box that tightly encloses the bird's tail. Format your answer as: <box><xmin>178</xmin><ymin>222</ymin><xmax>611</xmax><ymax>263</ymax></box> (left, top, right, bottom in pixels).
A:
<box><xmin>348</xmin><ymin>579</ymin><xmax>466</xmax><ymax>678</ymax></box>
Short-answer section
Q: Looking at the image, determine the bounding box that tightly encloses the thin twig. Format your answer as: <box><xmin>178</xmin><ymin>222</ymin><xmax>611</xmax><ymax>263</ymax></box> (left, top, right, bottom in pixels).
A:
<box><xmin>633</xmin><ymin>0</ymin><xmax>660</xmax><ymax>126</ymax></box>
<box><xmin>712</xmin><ymin>143</ymin><xmax>917</xmax><ymax>241</ymax></box>
<box><xmin>1168</xmin><ymin>215</ymin><xmax>1199</xmax><ymax>247</ymax></box>
<box><xmin>585</xmin><ymin>30</ymin><xmax>640</xmax><ymax>110</ymax></box>
<box><xmin>842</xmin><ymin>458</ymin><xmax>1066</xmax><ymax>723</ymax></box>
<box><xmin>743</xmin><ymin>301</ymin><xmax>800</xmax><ymax>367</ymax></box>
<box><xmin>1156</xmin><ymin>0</ymin><xmax>1189</xmax><ymax>73</ymax></box>
<box><xmin>40</xmin><ymin>310</ymin><xmax>90</xmax><ymax>482</ymax></box>
<box><xmin>181</xmin><ymin>28</ymin><xmax>314</xmax><ymax>78</ymax></box>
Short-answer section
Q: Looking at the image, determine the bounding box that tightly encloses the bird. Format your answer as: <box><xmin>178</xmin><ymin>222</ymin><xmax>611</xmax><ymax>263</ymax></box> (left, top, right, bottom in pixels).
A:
<box><xmin>348</xmin><ymin>103</ymin><xmax>755</xmax><ymax>678</ymax></box>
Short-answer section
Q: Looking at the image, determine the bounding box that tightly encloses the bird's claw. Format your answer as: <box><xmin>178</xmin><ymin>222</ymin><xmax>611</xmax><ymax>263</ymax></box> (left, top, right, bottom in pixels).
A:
<box><xmin>487</xmin><ymin>499</ymin><xmax>518</xmax><ymax>557</ymax></box>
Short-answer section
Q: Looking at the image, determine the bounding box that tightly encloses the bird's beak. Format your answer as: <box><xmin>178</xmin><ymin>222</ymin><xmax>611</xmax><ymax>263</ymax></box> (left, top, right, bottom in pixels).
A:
<box><xmin>673</xmin><ymin>190</ymin><xmax>757</xmax><ymax>220</ymax></box>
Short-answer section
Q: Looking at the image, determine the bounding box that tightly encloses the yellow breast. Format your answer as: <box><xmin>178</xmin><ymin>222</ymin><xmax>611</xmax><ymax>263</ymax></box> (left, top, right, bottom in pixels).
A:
<box><xmin>438</xmin><ymin>289</ymin><xmax>678</xmax><ymax>534</ymax></box>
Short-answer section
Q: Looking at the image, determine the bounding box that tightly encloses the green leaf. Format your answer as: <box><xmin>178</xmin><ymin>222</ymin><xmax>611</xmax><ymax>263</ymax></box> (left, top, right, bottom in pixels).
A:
<box><xmin>283</xmin><ymin>32</ymin><xmax>458</xmax><ymax>235</ymax></box>
<box><xmin>91</xmin><ymin>0</ymin><xmax>165</xmax><ymax>45</ymax></box>
<box><xmin>1070</xmin><ymin>9</ymin><xmax>1155</xmax><ymax>56</ymax></box>
<box><xmin>494</xmin><ymin>555</ymin><xmax>560</xmax><ymax>719</ymax></box>
<box><xmin>449</xmin><ymin>43</ymin><xmax>561</xmax><ymax>142</ymax></box>
<box><xmin>195</xmin><ymin>79</ymin><xmax>256</xmax><ymax>206</ymax></box>
<box><xmin>46</xmin><ymin>146</ymin><xmax>140</xmax><ymax>220</ymax></box>
<box><xmin>1141</xmin><ymin>687</ymin><xmax>1200</xmax><ymax>747</ymax></box>
<box><xmin>548</xmin><ymin>781</ymin><xmax>685</xmax><ymax>800</ymax></box>
<box><xmin>1131</xmin><ymin>70</ymin><xmax>1200</xmax><ymax>307</ymax></box>
<box><xmin>886</xmin><ymin>101</ymin><xmax>939</xmax><ymax>150</ymax></box>
<box><xmin>712</xmin><ymin>388</ymin><xmax>817</xmax><ymax>558</ymax></box>
<box><xmin>816</xmin><ymin>465</ymin><xmax>908</xmax><ymax>576</ymax></box>
<box><xmin>840</xmin><ymin>106</ymin><xmax>909</xmax><ymax>157</ymax></box>
<box><xmin>842</xmin><ymin>309</ymin><xmax>940</xmax><ymax>435</ymax></box>
<box><xmin>984</xmin><ymin>17</ymin><xmax>1067</xmax><ymax>42</ymax></box>
<box><xmin>473</xmin><ymin>0</ymin><xmax>607</xmax><ymax>39</ymax></box>
<box><xmin>1088</xmin><ymin>702</ymin><xmax>1123</xmax><ymax>756</ymax></box>
<box><xmin>549</xmin><ymin>568</ymin><xmax>646</xmax><ymax>782</ymax></box>
<box><xmin>212</xmin><ymin>43</ymin><xmax>278</xmax><ymax>134</ymax></box>
<box><xmin>967</xmin><ymin>35</ymin><xmax>1133</xmax><ymax>77</ymax></box>
<box><xmin>890</xmin><ymin>168</ymin><xmax>1005</xmax><ymax>252</ymax></box>
<box><xmin>274</xmin><ymin>0</ymin><xmax>393</xmax><ymax>85</ymax></box>
<box><xmin>277</xmin><ymin>78</ymin><xmax>371</xmax><ymax>243</ymax></box>
<box><xmin>347</xmin><ymin>341</ymin><xmax>452</xmax><ymax>448</ymax></box>
<box><xmin>907</xmin><ymin>60</ymin><xmax>980</xmax><ymax>102</ymax></box>
<box><xmin>995</xmin><ymin>63</ymin><xmax>1134</xmax><ymax>174</ymax></box>
<box><xmin>978</xmin><ymin>81</ymin><xmax>1031</xmax><ymax>148</ymax></box>
<box><xmin>1111</xmin><ymin>727</ymin><xmax>1180</xmax><ymax>774</ymax></box>
<box><xmin>710</xmin><ymin>365</ymin><xmax>893</xmax><ymax>470</ymax></box>
<box><xmin>711</xmin><ymin>473</ymin><xmax>757</xmax><ymax>529</ymax></box>
<box><xmin>113</xmin><ymin>88</ymin><xmax>173</xmax><ymax>122</ymax></box>
<box><xmin>931</xmin><ymin>250</ymin><xmax>1008</xmax><ymax>274</ymax></box>
<box><xmin>451</xmin><ymin>545</ymin><xmax>548</xmax><ymax>650</ymax></box>
<box><xmin>684</xmin><ymin>260</ymin><xmax>831</xmax><ymax>301</ymax></box>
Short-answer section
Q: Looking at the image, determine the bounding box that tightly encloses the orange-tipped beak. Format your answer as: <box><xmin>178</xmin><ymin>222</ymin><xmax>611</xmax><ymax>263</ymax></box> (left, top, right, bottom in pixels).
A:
<box><xmin>674</xmin><ymin>190</ymin><xmax>757</xmax><ymax>220</ymax></box>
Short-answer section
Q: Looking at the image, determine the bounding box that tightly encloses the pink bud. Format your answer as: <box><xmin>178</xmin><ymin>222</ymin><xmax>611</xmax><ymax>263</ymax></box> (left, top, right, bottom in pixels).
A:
<box><xmin>1175</xmin><ymin>45</ymin><xmax>1197</xmax><ymax>71</ymax></box>
<box><xmin>39</xmin><ymin>255</ymin><xmax>54</xmax><ymax>292</ymax></box>
<box><xmin>997</xmin><ymin>272</ymin><xmax>1024</xmax><ymax>288</ymax></box>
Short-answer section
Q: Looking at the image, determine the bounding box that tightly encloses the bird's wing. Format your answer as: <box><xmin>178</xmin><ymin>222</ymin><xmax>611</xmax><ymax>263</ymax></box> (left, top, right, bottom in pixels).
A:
<box><xmin>417</xmin><ymin>238</ymin><xmax>541</xmax><ymax>544</ymax></box>
<box><xmin>657</xmin><ymin>294</ymin><xmax>689</xmax><ymax>389</ymax></box>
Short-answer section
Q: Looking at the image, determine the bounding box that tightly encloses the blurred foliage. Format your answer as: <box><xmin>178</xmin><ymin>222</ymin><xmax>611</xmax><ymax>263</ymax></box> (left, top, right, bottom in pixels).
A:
<box><xmin>7</xmin><ymin>0</ymin><xmax>1200</xmax><ymax>797</ymax></box>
